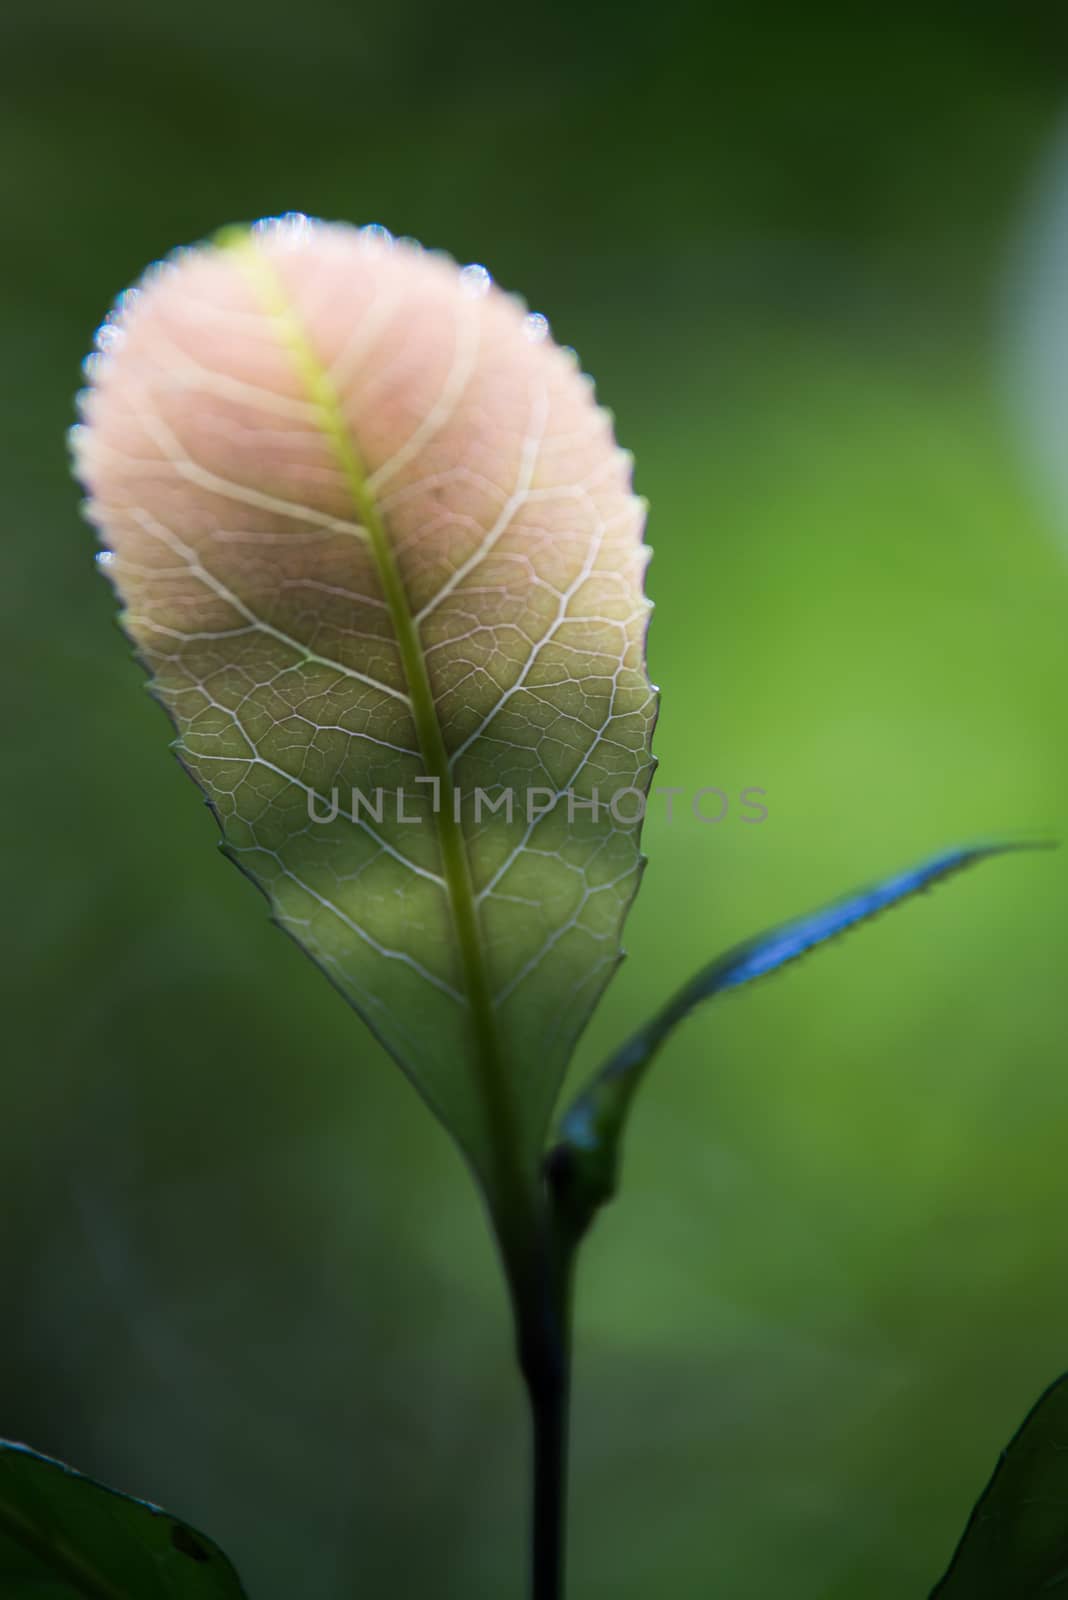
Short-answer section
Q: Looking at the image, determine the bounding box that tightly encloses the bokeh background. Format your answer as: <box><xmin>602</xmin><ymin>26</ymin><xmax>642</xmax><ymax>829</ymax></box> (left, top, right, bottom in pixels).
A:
<box><xmin>4</xmin><ymin>2</ymin><xmax>1068</xmax><ymax>1595</ymax></box>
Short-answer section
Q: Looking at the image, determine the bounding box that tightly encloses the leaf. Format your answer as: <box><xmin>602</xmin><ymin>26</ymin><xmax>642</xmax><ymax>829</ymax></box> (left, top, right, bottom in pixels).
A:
<box><xmin>0</xmin><ymin>1440</ymin><xmax>247</xmax><ymax>1598</ymax></box>
<box><xmin>929</xmin><ymin>1373</ymin><xmax>1068</xmax><ymax>1596</ymax></box>
<box><xmin>548</xmin><ymin>842</ymin><xmax>1044</xmax><ymax>1239</ymax></box>
<box><xmin>70</xmin><ymin>216</ymin><xmax>656</xmax><ymax>1197</ymax></box>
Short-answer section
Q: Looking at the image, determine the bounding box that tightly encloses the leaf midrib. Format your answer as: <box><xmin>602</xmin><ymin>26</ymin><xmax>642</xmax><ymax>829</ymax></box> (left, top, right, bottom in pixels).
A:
<box><xmin>230</xmin><ymin>234</ymin><xmax>530</xmax><ymax>1207</ymax></box>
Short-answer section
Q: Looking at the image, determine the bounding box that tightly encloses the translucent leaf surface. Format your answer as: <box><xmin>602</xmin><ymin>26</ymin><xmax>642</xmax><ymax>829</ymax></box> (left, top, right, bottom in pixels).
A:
<box><xmin>71</xmin><ymin>217</ymin><xmax>656</xmax><ymax>1190</ymax></box>
<box><xmin>0</xmin><ymin>1441</ymin><xmax>247</xmax><ymax>1598</ymax></box>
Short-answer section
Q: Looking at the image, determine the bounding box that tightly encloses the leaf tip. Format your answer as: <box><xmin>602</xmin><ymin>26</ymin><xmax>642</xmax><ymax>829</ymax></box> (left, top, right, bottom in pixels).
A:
<box><xmin>213</xmin><ymin>221</ymin><xmax>254</xmax><ymax>253</ymax></box>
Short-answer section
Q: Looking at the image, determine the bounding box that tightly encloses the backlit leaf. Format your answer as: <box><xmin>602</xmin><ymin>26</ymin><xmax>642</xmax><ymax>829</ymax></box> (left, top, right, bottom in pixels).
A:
<box><xmin>71</xmin><ymin>217</ymin><xmax>656</xmax><ymax>1195</ymax></box>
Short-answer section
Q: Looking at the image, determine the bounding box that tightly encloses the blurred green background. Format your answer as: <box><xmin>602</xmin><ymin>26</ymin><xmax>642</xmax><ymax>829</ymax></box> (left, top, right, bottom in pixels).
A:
<box><xmin>3</xmin><ymin>1</ymin><xmax>1068</xmax><ymax>1594</ymax></box>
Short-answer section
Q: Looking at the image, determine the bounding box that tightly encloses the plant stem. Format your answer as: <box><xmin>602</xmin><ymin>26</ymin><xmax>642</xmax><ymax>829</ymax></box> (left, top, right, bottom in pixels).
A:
<box><xmin>509</xmin><ymin>1219</ymin><xmax>575</xmax><ymax>1600</ymax></box>
<box><xmin>528</xmin><ymin>1332</ymin><xmax>570</xmax><ymax>1600</ymax></box>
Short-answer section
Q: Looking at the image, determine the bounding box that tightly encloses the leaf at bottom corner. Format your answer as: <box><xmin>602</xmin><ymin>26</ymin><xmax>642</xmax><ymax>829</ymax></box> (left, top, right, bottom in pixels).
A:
<box><xmin>930</xmin><ymin>1373</ymin><xmax>1068</xmax><ymax>1597</ymax></box>
<box><xmin>0</xmin><ymin>1440</ymin><xmax>248</xmax><ymax>1598</ymax></box>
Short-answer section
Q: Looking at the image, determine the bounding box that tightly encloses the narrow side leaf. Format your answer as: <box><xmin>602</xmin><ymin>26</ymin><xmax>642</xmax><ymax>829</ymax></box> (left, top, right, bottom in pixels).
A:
<box><xmin>0</xmin><ymin>1441</ymin><xmax>247</xmax><ymax>1598</ymax></box>
<box><xmin>548</xmin><ymin>843</ymin><xmax>1043</xmax><ymax>1237</ymax></box>
<box><xmin>930</xmin><ymin>1373</ymin><xmax>1068</xmax><ymax>1596</ymax></box>
<box><xmin>71</xmin><ymin>217</ymin><xmax>656</xmax><ymax>1193</ymax></box>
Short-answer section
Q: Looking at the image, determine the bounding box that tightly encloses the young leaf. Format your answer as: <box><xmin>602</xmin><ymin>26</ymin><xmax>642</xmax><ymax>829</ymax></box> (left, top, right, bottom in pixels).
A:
<box><xmin>0</xmin><ymin>1441</ymin><xmax>247</xmax><ymax>1597</ymax></box>
<box><xmin>548</xmin><ymin>843</ymin><xmax>1040</xmax><ymax>1239</ymax></box>
<box><xmin>71</xmin><ymin>217</ymin><xmax>656</xmax><ymax>1199</ymax></box>
<box><xmin>929</xmin><ymin>1373</ymin><xmax>1068</xmax><ymax>1596</ymax></box>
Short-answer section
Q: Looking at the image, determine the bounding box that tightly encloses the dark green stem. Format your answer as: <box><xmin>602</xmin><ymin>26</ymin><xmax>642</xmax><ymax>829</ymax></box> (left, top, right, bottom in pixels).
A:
<box><xmin>529</xmin><ymin>1264</ymin><xmax>573</xmax><ymax>1600</ymax></box>
<box><xmin>497</xmin><ymin>1191</ymin><xmax>576</xmax><ymax>1600</ymax></box>
<box><xmin>530</xmin><ymin>1359</ymin><xmax>568</xmax><ymax>1599</ymax></box>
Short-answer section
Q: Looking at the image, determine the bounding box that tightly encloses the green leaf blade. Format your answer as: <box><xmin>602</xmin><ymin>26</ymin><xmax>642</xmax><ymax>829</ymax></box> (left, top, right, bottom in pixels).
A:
<box><xmin>71</xmin><ymin>217</ymin><xmax>656</xmax><ymax>1190</ymax></box>
<box><xmin>0</xmin><ymin>1442</ymin><xmax>247</xmax><ymax>1599</ymax></box>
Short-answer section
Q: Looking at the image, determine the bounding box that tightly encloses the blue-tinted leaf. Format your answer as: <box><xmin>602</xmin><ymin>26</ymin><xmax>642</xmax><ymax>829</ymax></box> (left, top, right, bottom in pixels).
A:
<box><xmin>548</xmin><ymin>843</ymin><xmax>1045</xmax><ymax>1237</ymax></box>
<box><xmin>930</xmin><ymin>1373</ymin><xmax>1068</xmax><ymax>1596</ymax></box>
<box><xmin>0</xmin><ymin>1441</ymin><xmax>248</xmax><ymax>1598</ymax></box>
